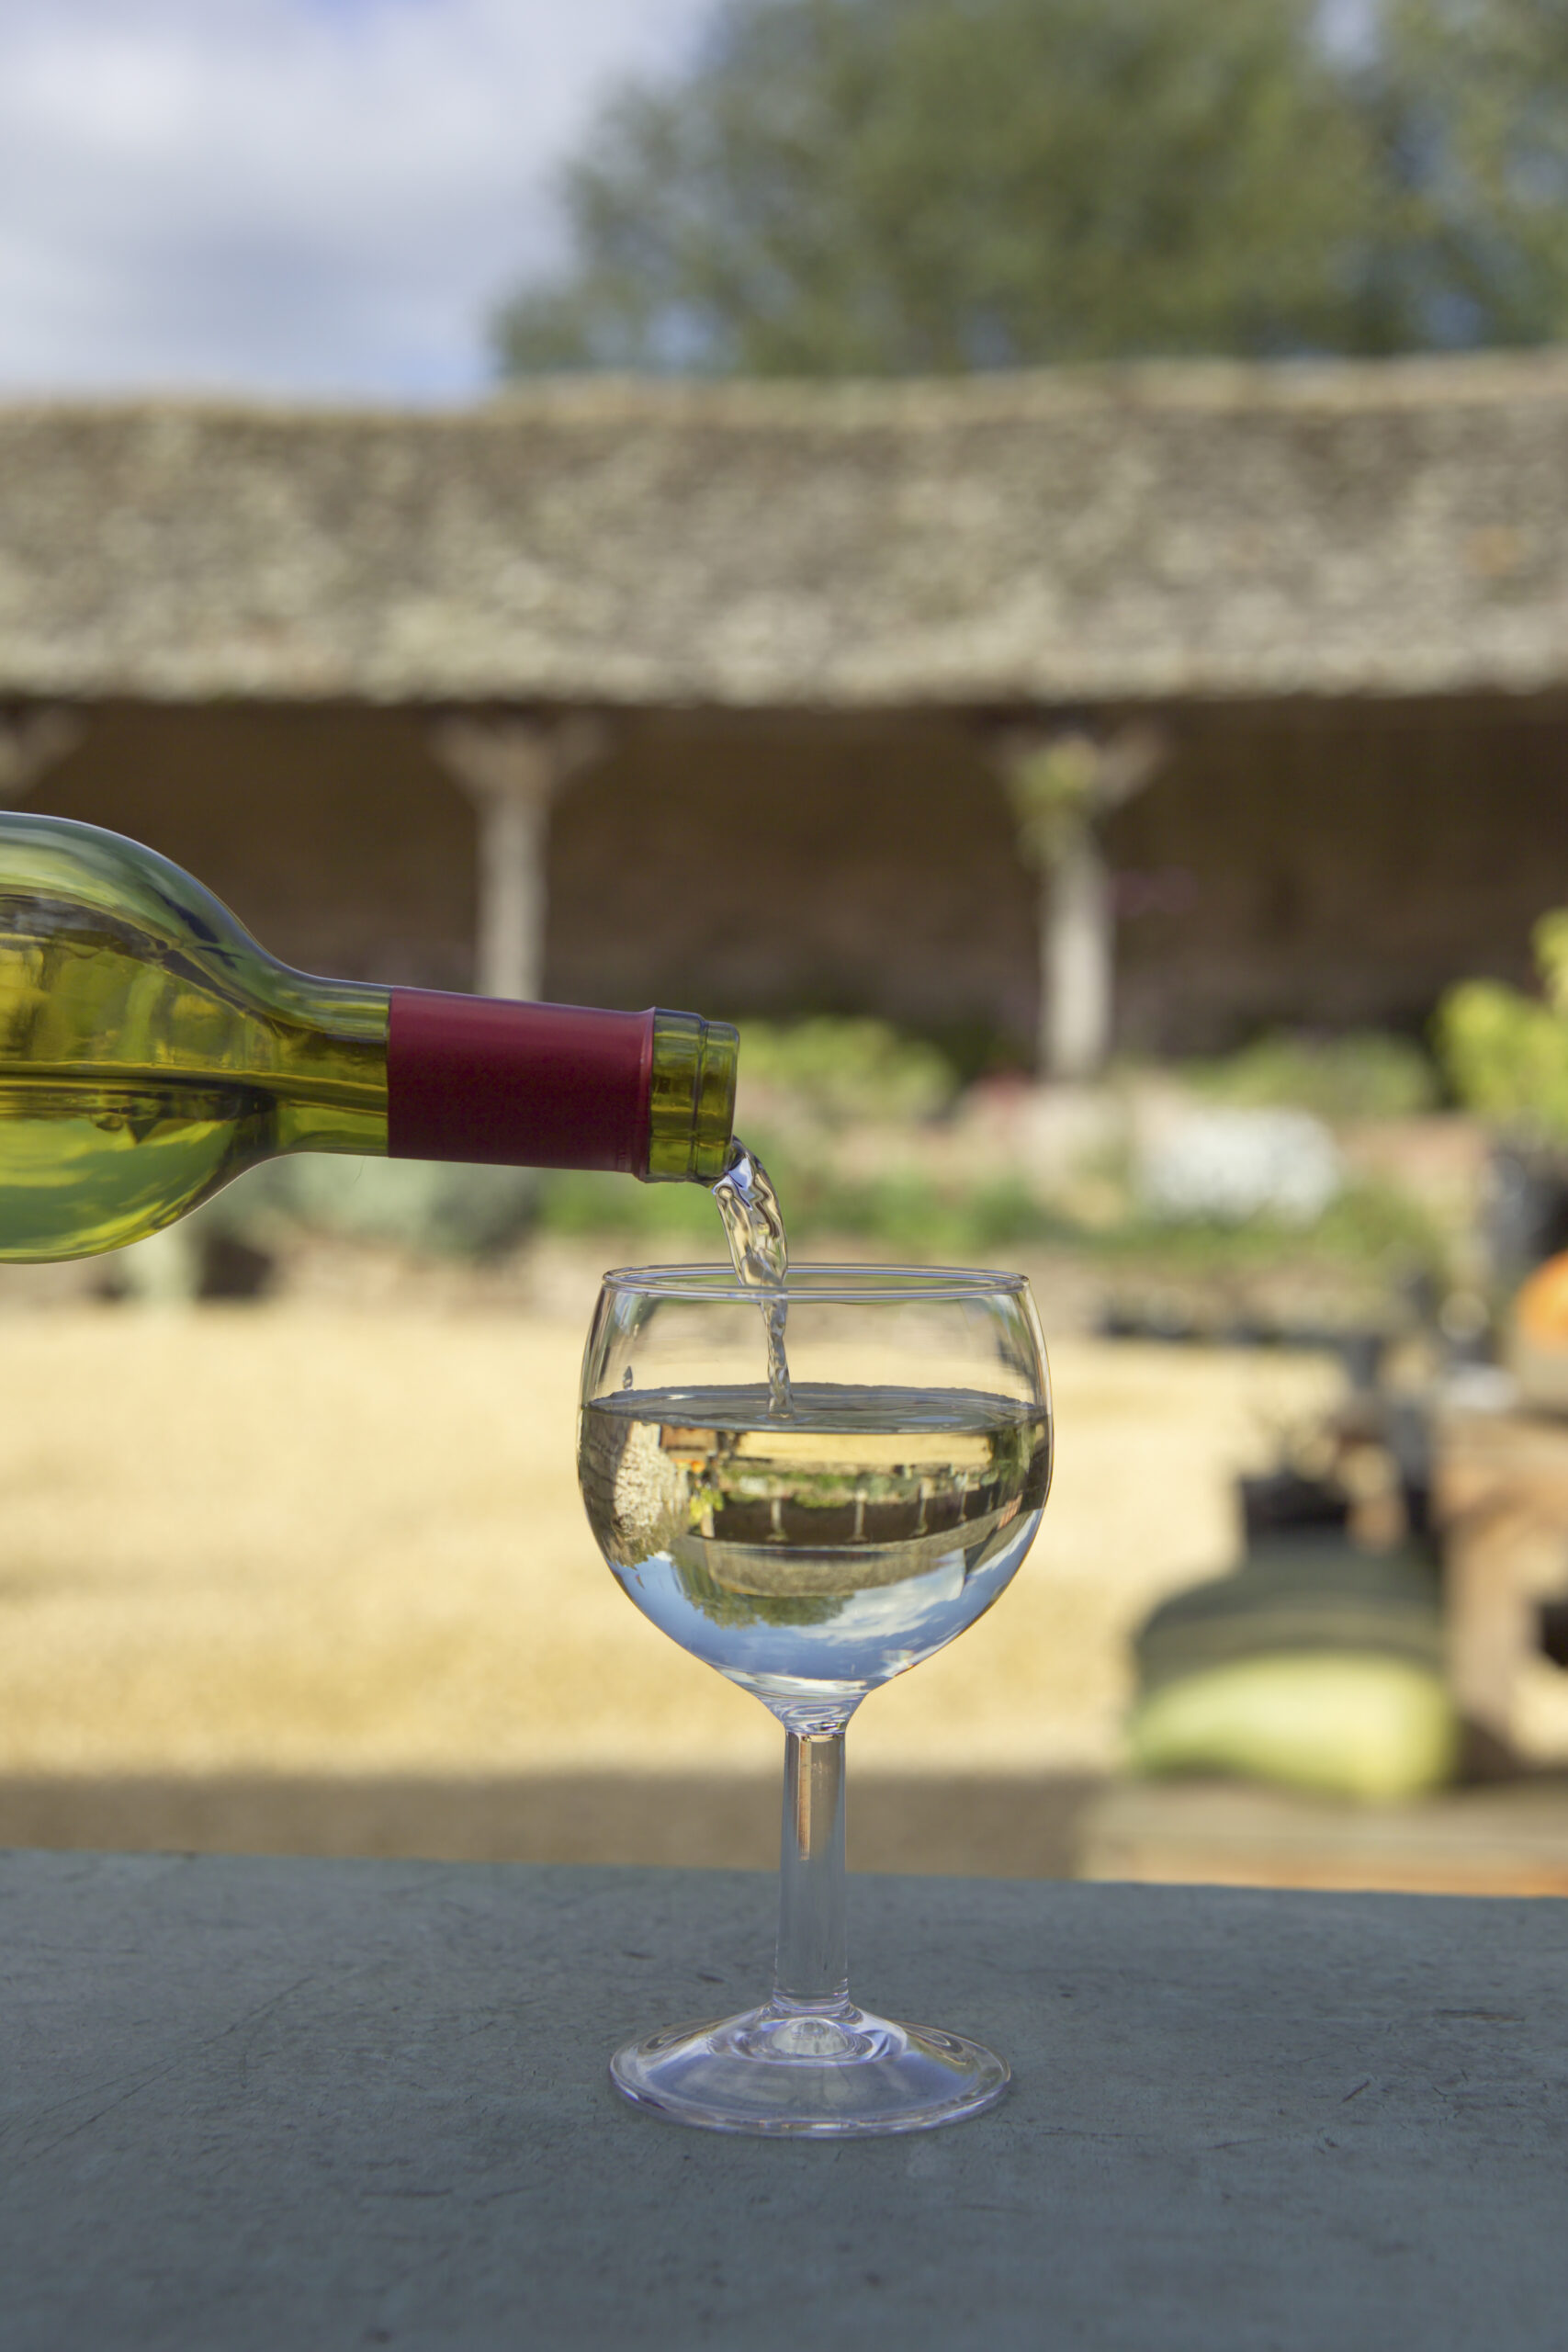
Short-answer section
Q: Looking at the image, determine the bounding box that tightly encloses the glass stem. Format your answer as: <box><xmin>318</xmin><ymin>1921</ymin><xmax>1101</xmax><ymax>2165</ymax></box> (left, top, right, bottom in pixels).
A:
<box><xmin>773</xmin><ymin>1728</ymin><xmax>849</xmax><ymax>2011</ymax></box>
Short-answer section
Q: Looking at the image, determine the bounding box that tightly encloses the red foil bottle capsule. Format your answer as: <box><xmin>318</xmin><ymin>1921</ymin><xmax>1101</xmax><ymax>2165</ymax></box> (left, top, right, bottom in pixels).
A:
<box><xmin>387</xmin><ymin>992</ymin><xmax>738</xmax><ymax>1182</ymax></box>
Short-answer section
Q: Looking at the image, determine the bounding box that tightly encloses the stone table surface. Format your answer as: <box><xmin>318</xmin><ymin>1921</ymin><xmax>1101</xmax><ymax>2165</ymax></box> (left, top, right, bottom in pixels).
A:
<box><xmin>3</xmin><ymin>1852</ymin><xmax>1567</xmax><ymax>2351</ymax></box>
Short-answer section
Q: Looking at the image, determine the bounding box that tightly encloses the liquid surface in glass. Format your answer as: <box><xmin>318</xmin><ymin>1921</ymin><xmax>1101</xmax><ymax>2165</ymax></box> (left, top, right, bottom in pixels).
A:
<box><xmin>580</xmin><ymin>1379</ymin><xmax>1050</xmax><ymax>1703</ymax></box>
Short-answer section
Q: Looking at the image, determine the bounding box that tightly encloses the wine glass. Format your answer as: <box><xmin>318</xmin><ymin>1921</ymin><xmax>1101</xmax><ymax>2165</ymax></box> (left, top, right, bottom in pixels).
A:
<box><xmin>578</xmin><ymin>1263</ymin><xmax>1052</xmax><ymax>2136</ymax></box>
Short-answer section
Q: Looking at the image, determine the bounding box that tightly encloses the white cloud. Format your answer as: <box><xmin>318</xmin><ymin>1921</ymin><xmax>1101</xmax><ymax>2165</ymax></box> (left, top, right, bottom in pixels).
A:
<box><xmin>0</xmin><ymin>0</ymin><xmax>715</xmax><ymax>401</ymax></box>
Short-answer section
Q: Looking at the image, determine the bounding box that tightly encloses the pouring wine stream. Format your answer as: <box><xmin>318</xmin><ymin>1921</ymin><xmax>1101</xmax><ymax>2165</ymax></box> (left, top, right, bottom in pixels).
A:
<box><xmin>711</xmin><ymin>1139</ymin><xmax>793</xmax><ymax>1416</ymax></box>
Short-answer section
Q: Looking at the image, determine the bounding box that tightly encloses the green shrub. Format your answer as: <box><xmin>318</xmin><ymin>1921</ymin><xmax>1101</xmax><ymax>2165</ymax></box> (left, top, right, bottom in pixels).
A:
<box><xmin>1185</xmin><ymin>1032</ymin><xmax>1437</xmax><ymax>1123</ymax></box>
<box><xmin>1436</xmin><ymin>980</ymin><xmax>1568</xmax><ymax>1136</ymax></box>
<box><xmin>205</xmin><ymin>1157</ymin><xmax>539</xmax><ymax>1259</ymax></box>
<box><xmin>535</xmin><ymin>1169</ymin><xmax>722</xmax><ymax>1242</ymax></box>
<box><xmin>536</xmin><ymin>1154</ymin><xmax>1064</xmax><ymax>1261</ymax></box>
<box><xmin>1311</xmin><ymin>1180</ymin><xmax>1445</xmax><ymax>1270</ymax></box>
<box><xmin>1435</xmin><ymin>909</ymin><xmax>1568</xmax><ymax>1137</ymax></box>
<box><xmin>737</xmin><ymin>1017</ymin><xmax>957</xmax><ymax>1124</ymax></box>
<box><xmin>1083</xmin><ymin>1178</ymin><xmax>1442</xmax><ymax>1277</ymax></box>
<box><xmin>281</xmin><ymin>1158</ymin><xmax>538</xmax><ymax>1254</ymax></box>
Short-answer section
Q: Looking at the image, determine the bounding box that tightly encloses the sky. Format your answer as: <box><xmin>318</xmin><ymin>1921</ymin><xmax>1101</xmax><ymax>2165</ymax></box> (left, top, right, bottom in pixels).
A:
<box><xmin>0</xmin><ymin>0</ymin><xmax>716</xmax><ymax>404</ymax></box>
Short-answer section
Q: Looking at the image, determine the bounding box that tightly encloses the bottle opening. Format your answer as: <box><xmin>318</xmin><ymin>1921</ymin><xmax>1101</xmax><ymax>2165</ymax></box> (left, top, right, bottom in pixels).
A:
<box><xmin>644</xmin><ymin>1011</ymin><xmax>739</xmax><ymax>1182</ymax></box>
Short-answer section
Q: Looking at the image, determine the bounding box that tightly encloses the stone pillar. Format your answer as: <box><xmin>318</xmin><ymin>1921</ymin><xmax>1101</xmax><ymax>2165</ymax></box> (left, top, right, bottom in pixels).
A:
<box><xmin>993</xmin><ymin>723</ymin><xmax>1165</xmax><ymax>1081</ymax></box>
<box><xmin>1044</xmin><ymin>821</ymin><xmax>1114</xmax><ymax>1085</ymax></box>
<box><xmin>427</xmin><ymin>714</ymin><xmax>609</xmax><ymax>1002</ymax></box>
<box><xmin>0</xmin><ymin>706</ymin><xmax>85</xmax><ymax>802</ymax></box>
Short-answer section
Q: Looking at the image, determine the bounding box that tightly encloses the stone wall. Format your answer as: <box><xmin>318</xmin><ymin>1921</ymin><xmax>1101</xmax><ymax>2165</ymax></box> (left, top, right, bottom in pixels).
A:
<box><xmin>547</xmin><ymin>711</ymin><xmax>1035</xmax><ymax>1049</ymax></box>
<box><xmin>1111</xmin><ymin>695</ymin><xmax>1568</xmax><ymax>1052</ymax></box>
<box><xmin>22</xmin><ymin>695</ymin><xmax>1568</xmax><ymax>1062</ymax></box>
<box><xmin>28</xmin><ymin>702</ymin><xmax>477</xmax><ymax>994</ymax></box>
<box><xmin>25</xmin><ymin>704</ymin><xmax>1039</xmax><ymax>1051</ymax></box>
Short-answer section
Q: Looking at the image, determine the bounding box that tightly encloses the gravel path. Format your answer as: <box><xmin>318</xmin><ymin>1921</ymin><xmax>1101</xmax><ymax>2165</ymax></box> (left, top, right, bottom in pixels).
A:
<box><xmin>0</xmin><ymin>1304</ymin><xmax>1337</xmax><ymax>1814</ymax></box>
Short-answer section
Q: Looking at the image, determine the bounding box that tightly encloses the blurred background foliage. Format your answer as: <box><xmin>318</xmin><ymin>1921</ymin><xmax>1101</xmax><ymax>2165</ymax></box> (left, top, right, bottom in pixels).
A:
<box><xmin>494</xmin><ymin>0</ymin><xmax>1568</xmax><ymax>378</ymax></box>
<box><xmin>738</xmin><ymin>1015</ymin><xmax>958</xmax><ymax>1122</ymax></box>
<box><xmin>107</xmin><ymin>1008</ymin><xmax>1456</xmax><ymax>1303</ymax></box>
<box><xmin>1185</xmin><ymin>1032</ymin><xmax>1438</xmax><ymax>1124</ymax></box>
<box><xmin>192</xmin><ymin>1014</ymin><xmax>1446</xmax><ymax>1297</ymax></box>
<box><xmin>1438</xmin><ymin>908</ymin><xmax>1568</xmax><ymax>1136</ymax></box>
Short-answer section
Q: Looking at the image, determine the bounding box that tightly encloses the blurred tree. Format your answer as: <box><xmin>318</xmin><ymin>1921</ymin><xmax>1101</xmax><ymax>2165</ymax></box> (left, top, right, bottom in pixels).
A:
<box><xmin>493</xmin><ymin>0</ymin><xmax>1568</xmax><ymax>377</ymax></box>
<box><xmin>494</xmin><ymin>0</ymin><xmax>1390</xmax><ymax>375</ymax></box>
<box><xmin>1375</xmin><ymin>0</ymin><xmax>1568</xmax><ymax>346</ymax></box>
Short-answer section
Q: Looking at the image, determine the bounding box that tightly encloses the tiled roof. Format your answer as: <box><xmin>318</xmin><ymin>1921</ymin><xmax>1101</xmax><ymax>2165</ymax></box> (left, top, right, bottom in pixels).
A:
<box><xmin>3</xmin><ymin>354</ymin><xmax>1567</xmax><ymax>705</ymax></box>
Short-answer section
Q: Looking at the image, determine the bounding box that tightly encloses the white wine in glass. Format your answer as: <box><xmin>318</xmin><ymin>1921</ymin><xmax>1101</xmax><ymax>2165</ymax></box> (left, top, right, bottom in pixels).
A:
<box><xmin>578</xmin><ymin>1260</ymin><xmax>1052</xmax><ymax>2136</ymax></box>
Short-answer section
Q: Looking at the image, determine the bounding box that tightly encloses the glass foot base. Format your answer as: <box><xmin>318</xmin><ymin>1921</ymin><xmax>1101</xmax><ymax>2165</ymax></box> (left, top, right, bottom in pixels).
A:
<box><xmin>610</xmin><ymin>1999</ymin><xmax>1009</xmax><ymax>2137</ymax></box>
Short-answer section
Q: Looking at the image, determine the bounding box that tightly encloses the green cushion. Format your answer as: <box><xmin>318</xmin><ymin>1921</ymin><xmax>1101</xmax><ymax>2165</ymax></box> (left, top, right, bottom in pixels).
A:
<box><xmin>1127</xmin><ymin>1652</ymin><xmax>1459</xmax><ymax>1803</ymax></box>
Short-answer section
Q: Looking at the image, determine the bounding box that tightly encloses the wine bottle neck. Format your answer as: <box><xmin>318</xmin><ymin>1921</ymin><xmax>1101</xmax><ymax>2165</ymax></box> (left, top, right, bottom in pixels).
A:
<box><xmin>242</xmin><ymin>967</ymin><xmax>391</xmax><ymax>1159</ymax></box>
<box><xmin>383</xmin><ymin>993</ymin><xmax>738</xmax><ymax>1180</ymax></box>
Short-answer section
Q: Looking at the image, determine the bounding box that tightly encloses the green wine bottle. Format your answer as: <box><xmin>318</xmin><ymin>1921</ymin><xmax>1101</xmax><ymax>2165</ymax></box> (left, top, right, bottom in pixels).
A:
<box><xmin>0</xmin><ymin>813</ymin><xmax>739</xmax><ymax>1261</ymax></box>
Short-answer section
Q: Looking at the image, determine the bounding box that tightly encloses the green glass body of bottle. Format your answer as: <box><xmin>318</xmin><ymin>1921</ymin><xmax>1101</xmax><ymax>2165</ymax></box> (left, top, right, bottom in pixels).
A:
<box><xmin>0</xmin><ymin>814</ymin><xmax>739</xmax><ymax>1262</ymax></box>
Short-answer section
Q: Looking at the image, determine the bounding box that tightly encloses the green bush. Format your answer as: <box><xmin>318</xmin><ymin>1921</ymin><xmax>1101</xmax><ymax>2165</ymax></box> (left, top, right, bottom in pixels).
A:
<box><xmin>737</xmin><ymin>1017</ymin><xmax>957</xmax><ymax>1124</ymax></box>
<box><xmin>534</xmin><ymin>1168</ymin><xmax>723</xmax><ymax>1242</ymax></box>
<box><xmin>1184</xmin><ymin>1032</ymin><xmax>1437</xmax><ymax>1123</ymax></box>
<box><xmin>785</xmin><ymin>1170</ymin><xmax>1058</xmax><ymax>1255</ymax></box>
<box><xmin>536</xmin><ymin>1152</ymin><xmax>1065</xmax><ymax>1261</ymax></box>
<box><xmin>1436</xmin><ymin>984</ymin><xmax>1568</xmax><ymax>1136</ymax></box>
<box><xmin>1081</xmin><ymin>1177</ymin><xmax>1442</xmax><ymax>1278</ymax></box>
<box><xmin>206</xmin><ymin>1156</ymin><xmax>540</xmax><ymax>1259</ymax></box>
<box><xmin>1435</xmin><ymin>910</ymin><xmax>1568</xmax><ymax>1137</ymax></box>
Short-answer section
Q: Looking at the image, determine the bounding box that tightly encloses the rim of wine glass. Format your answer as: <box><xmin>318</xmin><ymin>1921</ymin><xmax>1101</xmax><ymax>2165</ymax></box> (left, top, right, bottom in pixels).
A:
<box><xmin>600</xmin><ymin>1261</ymin><xmax>1032</xmax><ymax>1304</ymax></box>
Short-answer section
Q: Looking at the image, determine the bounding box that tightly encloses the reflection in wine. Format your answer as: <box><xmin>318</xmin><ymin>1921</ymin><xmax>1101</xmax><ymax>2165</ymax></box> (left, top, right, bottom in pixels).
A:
<box><xmin>581</xmin><ymin>1380</ymin><xmax>1050</xmax><ymax>1713</ymax></box>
